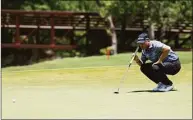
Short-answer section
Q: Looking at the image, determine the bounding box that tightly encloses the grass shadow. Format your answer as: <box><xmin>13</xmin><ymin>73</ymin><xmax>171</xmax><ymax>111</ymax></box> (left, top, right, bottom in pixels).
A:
<box><xmin>127</xmin><ymin>89</ymin><xmax>177</xmax><ymax>93</ymax></box>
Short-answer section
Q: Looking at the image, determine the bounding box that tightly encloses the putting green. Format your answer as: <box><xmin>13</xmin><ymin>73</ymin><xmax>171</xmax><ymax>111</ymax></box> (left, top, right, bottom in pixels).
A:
<box><xmin>2</xmin><ymin>64</ymin><xmax>192</xmax><ymax>119</ymax></box>
<box><xmin>2</xmin><ymin>52</ymin><xmax>192</xmax><ymax>119</ymax></box>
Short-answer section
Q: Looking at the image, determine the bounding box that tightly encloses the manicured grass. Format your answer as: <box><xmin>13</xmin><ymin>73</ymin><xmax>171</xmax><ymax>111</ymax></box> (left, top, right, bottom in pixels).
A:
<box><xmin>2</xmin><ymin>51</ymin><xmax>192</xmax><ymax>72</ymax></box>
<box><xmin>2</xmin><ymin>51</ymin><xmax>192</xmax><ymax>119</ymax></box>
<box><xmin>2</xmin><ymin>51</ymin><xmax>192</xmax><ymax>86</ymax></box>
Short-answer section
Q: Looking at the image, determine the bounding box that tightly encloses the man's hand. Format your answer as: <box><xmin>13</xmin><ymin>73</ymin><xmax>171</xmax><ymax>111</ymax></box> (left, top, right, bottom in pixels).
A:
<box><xmin>133</xmin><ymin>54</ymin><xmax>139</xmax><ymax>61</ymax></box>
<box><xmin>132</xmin><ymin>53</ymin><xmax>139</xmax><ymax>61</ymax></box>
<box><xmin>152</xmin><ymin>60</ymin><xmax>162</xmax><ymax>66</ymax></box>
<box><xmin>132</xmin><ymin>54</ymin><xmax>142</xmax><ymax>66</ymax></box>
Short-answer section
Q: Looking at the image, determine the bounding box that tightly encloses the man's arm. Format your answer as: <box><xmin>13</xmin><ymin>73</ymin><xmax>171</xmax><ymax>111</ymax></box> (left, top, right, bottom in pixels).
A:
<box><xmin>154</xmin><ymin>47</ymin><xmax>170</xmax><ymax>64</ymax></box>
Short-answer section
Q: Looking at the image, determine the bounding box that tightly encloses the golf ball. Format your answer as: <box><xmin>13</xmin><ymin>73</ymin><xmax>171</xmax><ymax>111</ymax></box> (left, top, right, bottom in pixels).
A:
<box><xmin>12</xmin><ymin>99</ymin><xmax>16</xmax><ymax>103</ymax></box>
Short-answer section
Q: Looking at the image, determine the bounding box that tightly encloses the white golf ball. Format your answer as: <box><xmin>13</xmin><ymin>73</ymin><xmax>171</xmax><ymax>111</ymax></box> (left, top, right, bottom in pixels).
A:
<box><xmin>12</xmin><ymin>99</ymin><xmax>16</xmax><ymax>103</ymax></box>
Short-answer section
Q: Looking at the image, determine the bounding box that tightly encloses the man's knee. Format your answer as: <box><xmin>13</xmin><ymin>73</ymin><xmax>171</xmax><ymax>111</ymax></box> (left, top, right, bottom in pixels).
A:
<box><xmin>152</xmin><ymin>64</ymin><xmax>162</xmax><ymax>71</ymax></box>
<box><xmin>140</xmin><ymin>64</ymin><xmax>149</xmax><ymax>73</ymax></box>
<box><xmin>140</xmin><ymin>63</ymin><xmax>162</xmax><ymax>73</ymax></box>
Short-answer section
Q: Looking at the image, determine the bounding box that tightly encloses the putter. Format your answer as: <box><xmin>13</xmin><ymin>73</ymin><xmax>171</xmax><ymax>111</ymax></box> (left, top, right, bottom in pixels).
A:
<box><xmin>114</xmin><ymin>46</ymin><xmax>139</xmax><ymax>94</ymax></box>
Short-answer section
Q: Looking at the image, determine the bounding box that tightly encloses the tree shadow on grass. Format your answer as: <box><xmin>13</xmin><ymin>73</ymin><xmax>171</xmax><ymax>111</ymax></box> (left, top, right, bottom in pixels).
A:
<box><xmin>127</xmin><ymin>89</ymin><xmax>177</xmax><ymax>93</ymax></box>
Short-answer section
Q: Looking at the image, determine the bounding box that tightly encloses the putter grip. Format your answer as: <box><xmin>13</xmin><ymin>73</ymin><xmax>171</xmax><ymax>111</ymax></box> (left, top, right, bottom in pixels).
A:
<box><xmin>128</xmin><ymin>46</ymin><xmax>139</xmax><ymax>67</ymax></box>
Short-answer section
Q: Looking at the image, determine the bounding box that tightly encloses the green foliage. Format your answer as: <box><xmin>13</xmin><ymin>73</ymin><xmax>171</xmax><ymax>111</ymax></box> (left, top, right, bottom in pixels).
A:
<box><xmin>4</xmin><ymin>0</ymin><xmax>192</xmax><ymax>25</ymax></box>
<box><xmin>143</xmin><ymin>1</ymin><xmax>192</xmax><ymax>26</ymax></box>
<box><xmin>20</xmin><ymin>0</ymin><xmax>100</xmax><ymax>12</ymax></box>
<box><xmin>96</xmin><ymin>1</ymin><xmax>192</xmax><ymax>27</ymax></box>
<box><xmin>21</xmin><ymin>0</ymin><xmax>51</xmax><ymax>10</ymax></box>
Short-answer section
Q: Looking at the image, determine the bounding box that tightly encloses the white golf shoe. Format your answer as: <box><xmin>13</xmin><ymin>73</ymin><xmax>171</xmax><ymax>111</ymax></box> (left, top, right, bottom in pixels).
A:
<box><xmin>158</xmin><ymin>84</ymin><xmax>174</xmax><ymax>92</ymax></box>
<box><xmin>152</xmin><ymin>82</ymin><xmax>164</xmax><ymax>91</ymax></box>
<box><xmin>153</xmin><ymin>82</ymin><xmax>174</xmax><ymax>92</ymax></box>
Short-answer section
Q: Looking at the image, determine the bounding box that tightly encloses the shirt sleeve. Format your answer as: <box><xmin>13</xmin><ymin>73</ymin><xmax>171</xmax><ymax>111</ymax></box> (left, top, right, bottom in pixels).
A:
<box><xmin>141</xmin><ymin>51</ymin><xmax>147</xmax><ymax>64</ymax></box>
<box><xmin>154</xmin><ymin>41</ymin><xmax>171</xmax><ymax>51</ymax></box>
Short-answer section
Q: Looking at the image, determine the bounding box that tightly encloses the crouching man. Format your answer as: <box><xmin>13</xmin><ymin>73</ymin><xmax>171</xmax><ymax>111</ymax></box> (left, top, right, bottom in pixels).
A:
<box><xmin>134</xmin><ymin>33</ymin><xmax>181</xmax><ymax>92</ymax></box>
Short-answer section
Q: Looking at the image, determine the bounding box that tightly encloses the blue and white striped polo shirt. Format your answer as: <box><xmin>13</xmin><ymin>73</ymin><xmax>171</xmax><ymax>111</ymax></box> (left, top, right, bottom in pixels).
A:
<box><xmin>141</xmin><ymin>40</ymin><xmax>179</xmax><ymax>63</ymax></box>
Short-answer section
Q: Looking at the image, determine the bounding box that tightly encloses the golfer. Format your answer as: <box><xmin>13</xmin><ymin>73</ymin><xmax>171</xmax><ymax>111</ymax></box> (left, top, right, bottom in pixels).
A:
<box><xmin>134</xmin><ymin>33</ymin><xmax>181</xmax><ymax>92</ymax></box>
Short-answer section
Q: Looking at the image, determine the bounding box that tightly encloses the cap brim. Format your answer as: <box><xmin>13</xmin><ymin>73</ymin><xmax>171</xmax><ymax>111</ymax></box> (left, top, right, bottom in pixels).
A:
<box><xmin>137</xmin><ymin>41</ymin><xmax>145</xmax><ymax>44</ymax></box>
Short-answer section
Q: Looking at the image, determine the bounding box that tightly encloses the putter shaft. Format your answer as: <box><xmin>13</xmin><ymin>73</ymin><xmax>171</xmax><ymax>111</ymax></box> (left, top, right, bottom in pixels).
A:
<box><xmin>115</xmin><ymin>46</ymin><xmax>139</xmax><ymax>93</ymax></box>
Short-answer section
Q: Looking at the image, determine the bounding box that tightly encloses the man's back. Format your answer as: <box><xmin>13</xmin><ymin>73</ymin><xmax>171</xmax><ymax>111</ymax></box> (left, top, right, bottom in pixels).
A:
<box><xmin>141</xmin><ymin>40</ymin><xmax>179</xmax><ymax>63</ymax></box>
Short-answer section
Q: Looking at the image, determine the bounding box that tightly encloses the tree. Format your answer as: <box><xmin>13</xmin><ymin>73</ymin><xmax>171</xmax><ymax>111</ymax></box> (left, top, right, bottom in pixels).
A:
<box><xmin>142</xmin><ymin>1</ymin><xmax>192</xmax><ymax>40</ymax></box>
<box><xmin>96</xmin><ymin>1</ymin><xmax>122</xmax><ymax>55</ymax></box>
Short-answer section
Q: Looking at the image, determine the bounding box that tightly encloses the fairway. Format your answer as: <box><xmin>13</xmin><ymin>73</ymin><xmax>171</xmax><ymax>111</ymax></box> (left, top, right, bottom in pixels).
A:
<box><xmin>2</xmin><ymin>52</ymin><xmax>192</xmax><ymax>119</ymax></box>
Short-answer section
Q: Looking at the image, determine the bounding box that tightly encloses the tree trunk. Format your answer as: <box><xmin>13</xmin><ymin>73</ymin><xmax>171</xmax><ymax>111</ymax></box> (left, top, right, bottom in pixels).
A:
<box><xmin>159</xmin><ymin>24</ymin><xmax>166</xmax><ymax>42</ymax></box>
<box><xmin>148</xmin><ymin>22</ymin><xmax>155</xmax><ymax>40</ymax></box>
<box><xmin>147</xmin><ymin>1</ymin><xmax>155</xmax><ymax>40</ymax></box>
<box><xmin>107</xmin><ymin>15</ymin><xmax>117</xmax><ymax>55</ymax></box>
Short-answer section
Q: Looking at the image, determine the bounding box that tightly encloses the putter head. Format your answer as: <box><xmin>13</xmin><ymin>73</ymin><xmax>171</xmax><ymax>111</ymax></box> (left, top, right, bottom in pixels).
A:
<box><xmin>114</xmin><ymin>91</ymin><xmax>119</xmax><ymax>94</ymax></box>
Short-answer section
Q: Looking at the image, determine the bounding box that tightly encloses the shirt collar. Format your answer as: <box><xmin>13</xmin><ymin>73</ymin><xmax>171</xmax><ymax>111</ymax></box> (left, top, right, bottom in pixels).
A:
<box><xmin>145</xmin><ymin>42</ymin><xmax>152</xmax><ymax>52</ymax></box>
<box><xmin>149</xmin><ymin>42</ymin><xmax>153</xmax><ymax>48</ymax></box>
